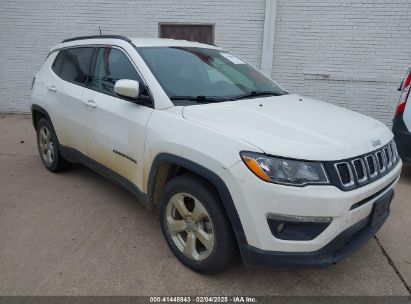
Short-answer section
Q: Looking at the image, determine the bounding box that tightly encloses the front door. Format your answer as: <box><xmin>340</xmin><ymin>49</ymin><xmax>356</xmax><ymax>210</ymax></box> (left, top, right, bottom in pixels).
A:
<box><xmin>82</xmin><ymin>47</ymin><xmax>153</xmax><ymax>190</ymax></box>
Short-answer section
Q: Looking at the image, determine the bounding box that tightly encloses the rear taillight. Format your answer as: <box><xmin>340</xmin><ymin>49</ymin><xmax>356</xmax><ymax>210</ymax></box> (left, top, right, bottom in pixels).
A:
<box><xmin>395</xmin><ymin>101</ymin><xmax>407</xmax><ymax>117</ymax></box>
<box><xmin>402</xmin><ymin>70</ymin><xmax>411</xmax><ymax>91</ymax></box>
<box><xmin>395</xmin><ymin>68</ymin><xmax>411</xmax><ymax>117</ymax></box>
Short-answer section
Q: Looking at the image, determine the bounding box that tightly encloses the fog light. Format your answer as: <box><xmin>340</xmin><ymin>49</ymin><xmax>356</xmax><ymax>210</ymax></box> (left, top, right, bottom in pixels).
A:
<box><xmin>267</xmin><ymin>213</ymin><xmax>332</xmax><ymax>241</ymax></box>
<box><xmin>277</xmin><ymin>222</ymin><xmax>285</xmax><ymax>233</ymax></box>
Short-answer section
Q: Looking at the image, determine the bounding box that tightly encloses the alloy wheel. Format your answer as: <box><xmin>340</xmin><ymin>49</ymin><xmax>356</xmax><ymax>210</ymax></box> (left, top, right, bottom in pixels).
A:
<box><xmin>166</xmin><ymin>193</ymin><xmax>215</xmax><ymax>261</ymax></box>
<box><xmin>38</xmin><ymin>125</ymin><xmax>54</xmax><ymax>166</ymax></box>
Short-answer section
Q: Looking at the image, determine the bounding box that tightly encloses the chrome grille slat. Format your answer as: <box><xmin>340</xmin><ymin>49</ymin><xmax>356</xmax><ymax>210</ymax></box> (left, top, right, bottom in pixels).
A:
<box><xmin>376</xmin><ymin>150</ymin><xmax>386</xmax><ymax>173</ymax></box>
<box><xmin>334</xmin><ymin>162</ymin><xmax>354</xmax><ymax>187</ymax></box>
<box><xmin>386</xmin><ymin>146</ymin><xmax>393</xmax><ymax>167</ymax></box>
<box><xmin>352</xmin><ymin>158</ymin><xmax>367</xmax><ymax>183</ymax></box>
<box><xmin>391</xmin><ymin>141</ymin><xmax>398</xmax><ymax>162</ymax></box>
<box><xmin>383</xmin><ymin>147</ymin><xmax>390</xmax><ymax>168</ymax></box>
<box><xmin>334</xmin><ymin>140</ymin><xmax>398</xmax><ymax>189</ymax></box>
<box><xmin>382</xmin><ymin>148</ymin><xmax>389</xmax><ymax>169</ymax></box>
<box><xmin>365</xmin><ymin>154</ymin><xmax>378</xmax><ymax>178</ymax></box>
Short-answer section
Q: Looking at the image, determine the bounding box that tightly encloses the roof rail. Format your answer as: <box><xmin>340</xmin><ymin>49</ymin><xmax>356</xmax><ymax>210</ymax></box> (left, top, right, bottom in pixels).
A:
<box><xmin>62</xmin><ymin>35</ymin><xmax>132</xmax><ymax>43</ymax></box>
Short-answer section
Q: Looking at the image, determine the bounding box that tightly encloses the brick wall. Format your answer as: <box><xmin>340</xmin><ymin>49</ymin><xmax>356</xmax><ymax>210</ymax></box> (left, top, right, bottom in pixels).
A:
<box><xmin>271</xmin><ymin>0</ymin><xmax>411</xmax><ymax>126</ymax></box>
<box><xmin>0</xmin><ymin>0</ymin><xmax>265</xmax><ymax>113</ymax></box>
<box><xmin>1</xmin><ymin>0</ymin><xmax>410</xmax><ymax>126</ymax></box>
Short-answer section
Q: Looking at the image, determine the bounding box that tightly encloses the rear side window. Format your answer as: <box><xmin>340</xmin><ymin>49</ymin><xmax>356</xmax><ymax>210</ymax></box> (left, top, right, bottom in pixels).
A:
<box><xmin>52</xmin><ymin>47</ymin><xmax>94</xmax><ymax>85</ymax></box>
<box><xmin>89</xmin><ymin>47</ymin><xmax>142</xmax><ymax>95</ymax></box>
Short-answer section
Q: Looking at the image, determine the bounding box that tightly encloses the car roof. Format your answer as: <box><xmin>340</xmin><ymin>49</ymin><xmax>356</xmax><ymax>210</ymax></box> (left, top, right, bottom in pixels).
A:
<box><xmin>52</xmin><ymin>36</ymin><xmax>221</xmax><ymax>52</ymax></box>
<box><xmin>130</xmin><ymin>38</ymin><xmax>219</xmax><ymax>49</ymax></box>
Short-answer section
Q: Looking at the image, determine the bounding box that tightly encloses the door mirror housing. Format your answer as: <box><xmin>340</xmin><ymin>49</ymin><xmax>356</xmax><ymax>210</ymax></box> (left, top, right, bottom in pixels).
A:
<box><xmin>114</xmin><ymin>79</ymin><xmax>140</xmax><ymax>99</ymax></box>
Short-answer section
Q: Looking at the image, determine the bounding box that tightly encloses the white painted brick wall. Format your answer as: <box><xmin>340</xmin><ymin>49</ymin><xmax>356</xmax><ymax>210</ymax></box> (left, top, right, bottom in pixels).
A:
<box><xmin>272</xmin><ymin>0</ymin><xmax>411</xmax><ymax>126</ymax></box>
<box><xmin>1</xmin><ymin>0</ymin><xmax>410</xmax><ymax>127</ymax></box>
<box><xmin>0</xmin><ymin>0</ymin><xmax>265</xmax><ymax>112</ymax></box>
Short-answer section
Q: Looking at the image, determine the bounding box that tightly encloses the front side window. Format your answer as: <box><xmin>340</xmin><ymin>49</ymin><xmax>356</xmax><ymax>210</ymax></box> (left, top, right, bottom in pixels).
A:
<box><xmin>52</xmin><ymin>47</ymin><xmax>94</xmax><ymax>85</ymax></box>
<box><xmin>137</xmin><ymin>47</ymin><xmax>286</xmax><ymax>105</ymax></box>
<box><xmin>89</xmin><ymin>47</ymin><xmax>142</xmax><ymax>96</ymax></box>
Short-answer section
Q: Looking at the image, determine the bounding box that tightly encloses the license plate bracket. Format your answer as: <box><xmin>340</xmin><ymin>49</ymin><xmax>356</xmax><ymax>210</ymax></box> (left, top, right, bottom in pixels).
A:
<box><xmin>370</xmin><ymin>189</ymin><xmax>394</xmax><ymax>226</ymax></box>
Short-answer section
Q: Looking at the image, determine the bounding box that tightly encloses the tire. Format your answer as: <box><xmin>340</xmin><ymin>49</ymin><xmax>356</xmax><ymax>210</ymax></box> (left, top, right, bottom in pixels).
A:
<box><xmin>36</xmin><ymin>118</ymin><xmax>70</xmax><ymax>172</ymax></box>
<box><xmin>159</xmin><ymin>174</ymin><xmax>236</xmax><ymax>274</ymax></box>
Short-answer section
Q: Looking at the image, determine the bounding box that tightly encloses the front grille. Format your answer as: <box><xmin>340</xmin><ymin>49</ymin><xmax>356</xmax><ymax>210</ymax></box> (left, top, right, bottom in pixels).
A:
<box><xmin>332</xmin><ymin>140</ymin><xmax>399</xmax><ymax>189</ymax></box>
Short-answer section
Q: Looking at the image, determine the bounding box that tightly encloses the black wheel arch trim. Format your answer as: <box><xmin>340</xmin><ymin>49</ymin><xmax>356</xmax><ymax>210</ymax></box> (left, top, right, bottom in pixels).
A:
<box><xmin>147</xmin><ymin>153</ymin><xmax>247</xmax><ymax>245</ymax></box>
<box><xmin>31</xmin><ymin>104</ymin><xmax>52</xmax><ymax>130</ymax></box>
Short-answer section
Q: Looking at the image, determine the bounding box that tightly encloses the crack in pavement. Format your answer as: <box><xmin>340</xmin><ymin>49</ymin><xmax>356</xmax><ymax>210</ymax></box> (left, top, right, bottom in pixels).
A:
<box><xmin>374</xmin><ymin>235</ymin><xmax>411</xmax><ymax>295</ymax></box>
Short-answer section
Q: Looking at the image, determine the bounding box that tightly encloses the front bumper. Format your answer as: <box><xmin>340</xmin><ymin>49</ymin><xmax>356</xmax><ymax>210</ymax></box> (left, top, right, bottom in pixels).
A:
<box><xmin>221</xmin><ymin>159</ymin><xmax>401</xmax><ymax>267</ymax></box>
<box><xmin>240</xmin><ymin>190</ymin><xmax>392</xmax><ymax>267</ymax></box>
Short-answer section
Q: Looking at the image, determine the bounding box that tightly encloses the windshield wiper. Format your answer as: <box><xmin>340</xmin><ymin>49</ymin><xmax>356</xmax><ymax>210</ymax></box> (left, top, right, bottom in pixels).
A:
<box><xmin>169</xmin><ymin>95</ymin><xmax>228</xmax><ymax>103</ymax></box>
<box><xmin>230</xmin><ymin>91</ymin><xmax>284</xmax><ymax>101</ymax></box>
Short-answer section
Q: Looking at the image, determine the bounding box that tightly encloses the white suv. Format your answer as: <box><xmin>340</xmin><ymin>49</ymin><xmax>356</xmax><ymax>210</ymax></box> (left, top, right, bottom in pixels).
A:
<box><xmin>31</xmin><ymin>35</ymin><xmax>402</xmax><ymax>273</ymax></box>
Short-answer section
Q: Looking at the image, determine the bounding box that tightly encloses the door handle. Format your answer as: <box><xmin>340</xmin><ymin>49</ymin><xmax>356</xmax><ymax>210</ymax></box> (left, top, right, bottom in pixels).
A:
<box><xmin>48</xmin><ymin>85</ymin><xmax>57</xmax><ymax>92</ymax></box>
<box><xmin>83</xmin><ymin>99</ymin><xmax>97</xmax><ymax>109</ymax></box>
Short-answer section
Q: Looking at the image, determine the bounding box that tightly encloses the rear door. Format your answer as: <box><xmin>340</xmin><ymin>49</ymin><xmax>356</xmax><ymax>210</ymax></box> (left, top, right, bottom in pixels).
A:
<box><xmin>81</xmin><ymin>46</ymin><xmax>153</xmax><ymax>190</ymax></box>
<box><xmin>48</xmin><ymin>47</ymin><xmax>95</xmax><ymax>153</ymax></box>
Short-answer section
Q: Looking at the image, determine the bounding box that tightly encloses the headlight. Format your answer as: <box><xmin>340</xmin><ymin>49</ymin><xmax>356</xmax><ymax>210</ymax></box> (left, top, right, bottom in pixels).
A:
<box><xmin>240</xmin><ymin>151</ymin><xmax>329</xmax><ymax>186</ymax></box>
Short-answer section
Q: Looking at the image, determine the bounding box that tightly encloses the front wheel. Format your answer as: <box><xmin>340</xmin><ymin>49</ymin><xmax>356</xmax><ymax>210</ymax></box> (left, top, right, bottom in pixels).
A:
<box><xmin>159</xmin><ymin>174</ymin><xmax>236</xmax><ymax>274</ymax></box>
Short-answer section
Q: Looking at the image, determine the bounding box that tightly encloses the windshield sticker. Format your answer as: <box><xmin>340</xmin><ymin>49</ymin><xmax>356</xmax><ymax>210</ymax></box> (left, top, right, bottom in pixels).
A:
<box><xmin>220</xmin><ymin>52</ymin><xmax>245</xmax><ymax>64</ymax></box>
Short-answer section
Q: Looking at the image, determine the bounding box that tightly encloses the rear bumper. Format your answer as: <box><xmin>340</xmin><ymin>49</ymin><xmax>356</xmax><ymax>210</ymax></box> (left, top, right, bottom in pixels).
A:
<box><xmin>240</xmin><ymin>191</ymin><xmax>392</xmax><ymax>268</ymax></box>
<box><xmin>393</xmin><ymin>116</ymin><xmax>411</xmax><ymax>163</ymax></box>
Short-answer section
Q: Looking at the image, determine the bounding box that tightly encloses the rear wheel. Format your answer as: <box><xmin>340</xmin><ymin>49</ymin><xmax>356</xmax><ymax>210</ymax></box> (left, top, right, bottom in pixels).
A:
<box><xmin>36</xmin><ymin>118</ymin><xmax>70</xmax><ymax>172</ymax></box>
<box><xmin>160</xmin><ymin>174</ymin><xmax>236</xmax><ymax>274</ymax></box>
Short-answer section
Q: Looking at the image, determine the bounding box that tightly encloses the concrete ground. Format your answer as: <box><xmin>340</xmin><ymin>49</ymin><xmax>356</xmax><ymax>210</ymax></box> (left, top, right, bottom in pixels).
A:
<box><xmin>0</xmin><ymin>114</ymin><xmax>410</xmax><ymax>296</ymax></box>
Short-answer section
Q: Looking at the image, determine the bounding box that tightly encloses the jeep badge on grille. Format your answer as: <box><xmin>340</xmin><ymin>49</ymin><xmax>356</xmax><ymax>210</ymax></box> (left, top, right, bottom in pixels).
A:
<box><xmin>371</xmin><ymin>139</ymin><xmax>382</xmax><ymax>147</ymax></box>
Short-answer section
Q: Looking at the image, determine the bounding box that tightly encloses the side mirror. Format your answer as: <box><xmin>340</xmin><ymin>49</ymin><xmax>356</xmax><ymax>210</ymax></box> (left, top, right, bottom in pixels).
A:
<box><xmin>114</xmin><ymin>79</ymin><xmax>140</xmax><ymax>99</ymax></box>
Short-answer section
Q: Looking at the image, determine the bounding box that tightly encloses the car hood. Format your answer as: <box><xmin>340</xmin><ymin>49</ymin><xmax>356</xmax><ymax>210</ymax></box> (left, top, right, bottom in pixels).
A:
<box><xmin>182</xmin><ymin>94</ymin><xmax>393</xmax><ymax>161</ymax></box>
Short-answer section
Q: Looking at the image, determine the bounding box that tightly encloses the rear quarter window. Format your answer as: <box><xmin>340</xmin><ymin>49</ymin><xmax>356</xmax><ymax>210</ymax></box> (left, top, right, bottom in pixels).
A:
<box><xmin>52</xmin><ymin>47</ymin><xmax>94</xmax><ymax>85</ymax></box>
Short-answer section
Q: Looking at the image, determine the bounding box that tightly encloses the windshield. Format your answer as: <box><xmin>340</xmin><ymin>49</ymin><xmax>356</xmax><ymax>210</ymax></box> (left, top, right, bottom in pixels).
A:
<box><xmin>137</xmin><ymin>47</ymin><xmax>287</xmax><ymax>105</ymax></box>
